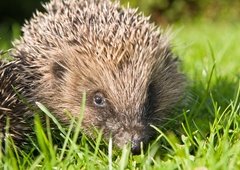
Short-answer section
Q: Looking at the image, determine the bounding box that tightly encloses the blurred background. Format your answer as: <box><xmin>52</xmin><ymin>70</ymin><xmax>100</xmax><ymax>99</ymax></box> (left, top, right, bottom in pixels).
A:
<box><xmin>0</xmin><ymin>0</ymin><xmax>239</xmax><ymax>25</ymax></box>
<box><xmin>122</xmin><ymin>0</ymin><xmax>239</xmax><ymax>24</ymax></box>
<box><xmin>0</xmin><ymin>0</ymin><xmax>239</xmax><ymax>50</ymax></box>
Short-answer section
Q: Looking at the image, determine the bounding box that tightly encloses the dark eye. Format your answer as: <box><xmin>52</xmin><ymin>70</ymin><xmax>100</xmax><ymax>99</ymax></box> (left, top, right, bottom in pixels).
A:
<box><xmin>93</xmin><ymin>92</ymin><xmax>106</xmax><ymax>107</ymax></box>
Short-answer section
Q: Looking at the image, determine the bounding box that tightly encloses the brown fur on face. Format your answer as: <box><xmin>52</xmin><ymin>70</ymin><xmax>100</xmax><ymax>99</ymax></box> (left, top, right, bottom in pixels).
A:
<box><xmin>0</xmin><ymin>0</ymin><xmax>185</xmax><ymax>154</ymax></box>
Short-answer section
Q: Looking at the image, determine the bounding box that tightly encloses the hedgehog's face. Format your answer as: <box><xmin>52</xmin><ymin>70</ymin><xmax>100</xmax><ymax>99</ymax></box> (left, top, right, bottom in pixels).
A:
<box><xmin>46</xmin><ymin>46</ymin><xmax>184</xmax><ymax>155</ymax></box>
<box><xmin>50</xmin><ymin>53</ymin><xmax>154</xmax><ymax>155</ymax></box>
<box><xmin>85</xmin><ymin>89</ymin><xmax>152</xmax><ymax>155</ymax></box>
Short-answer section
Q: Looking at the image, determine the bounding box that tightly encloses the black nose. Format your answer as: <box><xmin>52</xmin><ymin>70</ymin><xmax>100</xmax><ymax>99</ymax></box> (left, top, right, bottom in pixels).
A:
<box><xmin>131</xmin><ymin>138</ymin><xmax>142</xmax><ymax>155</ymax></box>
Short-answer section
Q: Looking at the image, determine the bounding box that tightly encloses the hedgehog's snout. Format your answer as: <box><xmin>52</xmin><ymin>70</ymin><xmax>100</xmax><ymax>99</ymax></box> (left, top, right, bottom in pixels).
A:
<box><xmin>111</xmin><ymin>125</ymin><xmax>148</xmax><ymax>155</ymax></box>
<box><xmin>130</xmin><ymin>135</ymin><xmax>145</xmax><ymax>155</ymax></box>
<box><xmin>120</xmin><ymin>133</ymin><xmax>147</xmax><ymax>155</ymax></box>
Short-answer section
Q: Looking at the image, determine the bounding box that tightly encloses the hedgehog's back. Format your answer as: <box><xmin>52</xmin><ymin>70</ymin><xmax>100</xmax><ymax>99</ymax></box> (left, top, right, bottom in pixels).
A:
<box><xmin>0</xmin><ymin>61</ymin><xmax>35</xmax><ymax>144</ymax></box>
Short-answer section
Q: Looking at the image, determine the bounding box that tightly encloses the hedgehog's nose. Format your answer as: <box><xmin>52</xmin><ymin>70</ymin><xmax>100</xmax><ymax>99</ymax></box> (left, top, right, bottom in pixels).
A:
<box><xmin>131</xmin><ymin>138</ymin><xmax>142</xmax><ymax>155</ymax></box>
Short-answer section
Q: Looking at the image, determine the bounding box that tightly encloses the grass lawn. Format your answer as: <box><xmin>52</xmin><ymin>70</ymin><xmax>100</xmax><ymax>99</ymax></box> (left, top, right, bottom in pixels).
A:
<box><xmin>0</xmin><ymin>19</ymin><xmax>239</xmax><ymax>169</ymax></box>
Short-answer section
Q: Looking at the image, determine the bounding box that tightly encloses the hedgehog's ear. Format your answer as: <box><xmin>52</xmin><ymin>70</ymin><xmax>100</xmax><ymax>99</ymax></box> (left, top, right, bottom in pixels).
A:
<box><xmin>52</xmin><ymin>60</ymin><xmax>67</xmax><ymax>80</ymax></box>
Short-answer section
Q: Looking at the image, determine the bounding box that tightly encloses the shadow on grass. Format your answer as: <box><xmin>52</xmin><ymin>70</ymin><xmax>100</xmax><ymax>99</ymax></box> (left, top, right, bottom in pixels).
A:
<box><xmin>183</xmin><ymin>74</ymin><xmax>239</xmax><ymax>136</ymax></box>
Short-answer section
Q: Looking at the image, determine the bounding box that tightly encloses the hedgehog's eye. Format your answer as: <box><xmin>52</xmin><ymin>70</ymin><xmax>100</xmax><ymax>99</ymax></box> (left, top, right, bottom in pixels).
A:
<box><xmin>93</xmin><ymin>92</ymin><xmax>106</xmax><ymax>107</ymax></box>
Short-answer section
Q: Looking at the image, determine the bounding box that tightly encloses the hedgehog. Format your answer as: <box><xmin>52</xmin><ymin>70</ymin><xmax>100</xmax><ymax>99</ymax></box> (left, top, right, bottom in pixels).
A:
<box><xmin>0</xmin><ymin>0</ymin><xmax>186</xmax><ymax>154</ymax></box>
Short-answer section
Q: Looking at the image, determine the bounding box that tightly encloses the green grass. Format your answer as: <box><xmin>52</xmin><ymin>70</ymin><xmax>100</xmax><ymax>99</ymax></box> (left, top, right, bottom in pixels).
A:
<box><xmin>0</xmin><ymin>20</ymin><xmax>240</xmax><ymax>169</ymax></box>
